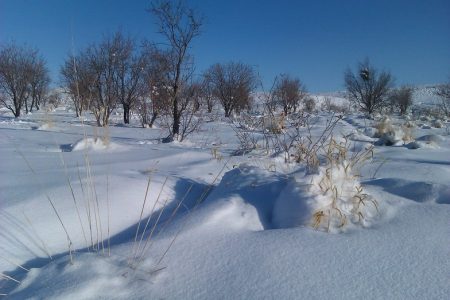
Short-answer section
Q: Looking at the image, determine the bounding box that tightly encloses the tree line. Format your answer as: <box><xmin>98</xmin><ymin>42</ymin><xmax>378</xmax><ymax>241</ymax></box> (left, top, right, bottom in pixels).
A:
<box><xmin>1</xmin><ymin>0</ymin><xmax>449</xmax><ymax>140</ymax></box>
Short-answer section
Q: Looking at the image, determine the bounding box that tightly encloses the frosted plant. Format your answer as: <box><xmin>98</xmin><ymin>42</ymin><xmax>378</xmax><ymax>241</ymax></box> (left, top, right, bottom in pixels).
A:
<box><xmin>310</xmin><ymin>138</ymin><xmax>378</xmax><ymax>232</ymax></box>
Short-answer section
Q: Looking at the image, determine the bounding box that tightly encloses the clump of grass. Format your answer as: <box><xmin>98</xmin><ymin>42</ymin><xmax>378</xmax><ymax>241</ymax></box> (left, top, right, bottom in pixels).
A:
<box><xmin>310</xmin><ymin>137</ymin><xmax>378</xmax><ymax>232</ymax></box>
<box><xmin>263</xmin><ymin>112</ymin><xmax>285</xmax><ymax>134</ymax></box>
<box><xmin>401</xmin><ymin>124</ymin><xmax>414</xmax><ymax>143</ymax></box>
<box><xmin>211</xmin><ymin>146</ymin><xmax>223</xmax><ymax>161</ymax></box>
<box><xmin>374</xmin><ymin>116</ymin><xmax>395</xmax><ymax>137</ymax></box>
<box><xmin>375</xmin><ymin>116</ymin><xmax>415</xmax><ymax>146</ymax></box>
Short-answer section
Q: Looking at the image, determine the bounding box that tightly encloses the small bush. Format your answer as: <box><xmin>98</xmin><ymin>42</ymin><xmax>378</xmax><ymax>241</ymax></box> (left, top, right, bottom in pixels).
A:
<box><xmin>389</xmin><ymin>86</ymin><xmax>413</xmax><ymax>115</ymax></box>
<box><xmin>310</xmin><ymin>138</ymin><xmax>377</xmax><ymax>232</ymax></box>
<box><xmin>374</xmin><ymin>117</ymin><xmax>413</xmax><ymax>146</ymax></box>
<box><xmin>303</xmin><ymin>97</ymin><xmax>316</xmax><ymax>113</ymax></box>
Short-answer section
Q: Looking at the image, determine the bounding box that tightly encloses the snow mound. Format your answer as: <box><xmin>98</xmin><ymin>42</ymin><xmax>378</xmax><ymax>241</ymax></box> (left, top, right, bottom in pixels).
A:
<box><xmin>363</xmin><ymin>126</ymin><xmax>378</xmax><ymax>138</ymax></box>
<box><xmin>406</xmin><ymin>141</ymin><xmax>438</xmax><ymax>149</ymax></box>
<box><xmin>416</xmin><ymin>134</ymin><xmax>444</xmax><ymax>143</ymax></box>
<box><xmin>35</xmin><ymin>123</ymin><xmax>52</xmax><ymax>130</ymax></box>
<box><xmin>67</xmin><ymin>138</ymin><xmax>123</xmax><ymax>152</ymax></box>
<box><xmin>365</xmin><ymin>178</ymin><xmax>450</xmax><ymax>204</ymax></box>
<box><xmin>195</xmin><ymin>164</ymin><xmax>288</xmax><ymax>231</ymax></box>
<box><xmin>8</xmin><ymin>253</ymin><xmax>154</xmax><ymax>300</ymax></box>
<box><xmin>406</xmin><ymin>134</ymin><xmax>444</xmax><ymax>149</ymax></box>
<box><xmin>431</xmin><ymin>119</ymin><xmax>444</xmax><ymax>128</ymax></box>
<box><xmin>272</xmin><ymin>178</ymin><xmax>312</xmax><ymax>228</ymax></box>
<box><xmin>348</xmin><ymin>131</ymin><xmax>377</xmax><ymax>142</ymax></box>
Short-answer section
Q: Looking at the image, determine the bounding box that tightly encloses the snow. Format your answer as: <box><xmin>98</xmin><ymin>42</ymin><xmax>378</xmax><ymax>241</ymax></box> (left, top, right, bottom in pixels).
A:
<box><xmin>1</xmin><ymin>98</ymin><xmax>449</xmax><ymax>299</ymax></box>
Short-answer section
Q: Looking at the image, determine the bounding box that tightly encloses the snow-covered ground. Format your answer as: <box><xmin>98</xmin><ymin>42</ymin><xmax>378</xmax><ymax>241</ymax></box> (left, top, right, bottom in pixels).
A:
<box><xmin>0</xmin><ymin>94</ymin><xmax>449</xmax><ymax>299</ymax></box>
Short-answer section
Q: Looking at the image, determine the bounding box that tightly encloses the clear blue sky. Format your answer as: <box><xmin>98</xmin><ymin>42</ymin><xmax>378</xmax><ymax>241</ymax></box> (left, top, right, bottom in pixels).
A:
<box><xmin>1</xmin><ymin>0</ymin><xmax>449</xmax><ymax>92</ymax></box>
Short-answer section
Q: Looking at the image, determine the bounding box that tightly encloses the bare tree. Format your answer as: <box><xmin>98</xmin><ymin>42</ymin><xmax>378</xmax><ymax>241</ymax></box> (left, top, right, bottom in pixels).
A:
<box><xmin>149</xmin><ymin>0</ymin><xmax>203</xmax><ymax>139</ymax></box>
<box><xmin>389</xmin><ymin>86</ymin><xmax>413</xmax><ymax>115</ymax></box>
<box><xmin>46</xmin><ymin>90</ymin><xmax>63</xmax><ymax>110</ymax></box>
<box><xmin>178</xmin><ymin>80</ymin><xmax>203</xmax><ymax>141</ymax></box>
<box><xmin>110</xmin><ymin>32</ymin><xmax>148</xmax><ymax>124</ymax></box>
<box><xmin>204</xmin><ymin>62</ymin><xmax>257</xmax><ymax>117</ymax></box>
<box><xmin>344</xmin><ymin>59</ymin><xmax>393</xmax><ymax>115</ymax></box>
<box><xmin>60</xmin><ymin>53</ymin><xmax>95</xmax><ymax>117</ymax></box>
<box><xmin>0</xmin><ymin>43</ymin><xmax>36</xmax><ymax>117</ymax></box>
<box><xmin>273</xmin><ymin>74</ymin><xmax>307</xmax><ymax>115</ymax></box>
<box><xmin>139</xmin><ymin>43</ymin><xmax>172</xmax><ymax>128</ymax></box>
<box><xmin>85</xmin><ymin>36</ymin><xmax>121</xmax><ymax>127</ymax></box>
<box><xmin>29</xmin><ymin>56</ymin><xmax>50</xmax><ymax>112</ymax></box>
<box><xmin>435</xmin><ymin>81</ymin><xmax>450</xmax><ymax>116</ymax></box>
<box><xmin>200</xmin><ymin>76</ymin><xmax>217</xmax><ymax>113</ymax></box>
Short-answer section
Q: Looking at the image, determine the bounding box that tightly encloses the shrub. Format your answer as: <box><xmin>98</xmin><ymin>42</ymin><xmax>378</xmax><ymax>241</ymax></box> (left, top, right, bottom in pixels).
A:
<box><xmin>390</xmin><ymin>86</ymin><xmax>413</xmax><ymax>115</ymax></box>
<box><xmin>435</xmin><ymin>82</ymin><xmax>450</xmax><ymax>116</ymax></box>
<box><xmin>344</xmin><ymin>59</ymin><xmax>393</xmax><ymax>115</ymax></box>
<box><xmin>310</xmin><ymin>138</ymin><xmax>377</xmax><ymax>232</ymax></box>
<box><xmin>303</xmin><ymin>97</ymin><xmax>316</xmax><ymax>113</ymax></box>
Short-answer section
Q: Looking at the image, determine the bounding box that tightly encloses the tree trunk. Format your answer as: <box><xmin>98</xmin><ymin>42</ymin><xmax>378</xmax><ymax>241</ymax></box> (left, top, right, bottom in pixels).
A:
<box><xmin>30</xmin><ymin>97</ymin><xmax>35</xmax><ymax>112</ymax></box>
<box><xmin>224</xmin><ymin>105</ymin><xmax>232</xmax><ymax>118</ymax></box>
<box><xmin>13</xmin><ymin>95</ymin><xmax>21</xmax><ymax>117</ymax></box>
<box><xmin>34</xmin><ymin>96</ymin><xmax>40</xmax><ymax>111</ymax></box>
<box><xmin>173</xmin><ymin>99</ymin><xmax>180</xmax><ymax>135</ymax></box>
<box><xmin>24</xmin><ymin>98</ymin><xmax>29</xmax><ymax>114</ymax></box>
<box><xmin>123</xmin><ymin>103</ymin><xmax>130</xmax><ymax>124</ymax></box>
<box><xmin>207</xmin><ymin>101</ymin><xmax>212</xmax><ymax>113</ymax></box>
<box><xmin>149</xmin><ymin>111</ymin><xmax>158</xmax><ymax>128</ymax></box>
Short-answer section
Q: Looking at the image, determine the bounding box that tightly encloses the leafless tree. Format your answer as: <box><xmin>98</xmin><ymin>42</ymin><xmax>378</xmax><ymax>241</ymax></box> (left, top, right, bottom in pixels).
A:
<box><xmin>60</xmin><ymin>53</ymin><xmax>95</xmax><ymax>117</ymax></box>
<box><xmin>139</xmin><ymin>43</ymin><xmax>172</xmax><ymax>128</ymax></box>
<box><xmin>110</xmin><ymin>32</ymin><xmax>148</xmax><ymax>124</ymax></box>
<box><xmin>435</xmin><ymin>81</ymin><xmax>450</xmax><ymax>116</ymax></box>
<box><xmin>85</xmin><ymin>35</ymin><xmax>123</xmax><ymax>127</ymax></box>
<box><xmin>0</xmin><ymin>43</ymin><xmax>37</xmax><ymax>117</ymax></box>
<box><xmin>344</xmin><ymin>59</ymin><xmax>393</xmax><ymax>115</ymax></box>
<box><xmin>389</xmin><ymin>86</ymin><xmax>413</xmax><ymax>115</ymax></box>
<box><xmin>177</xmin><ymin>80</ymin><xmax>203</xmax><ymax>141</ymax></box>
<box><xmin>46</xmin><ymin>90</ymin><xmax>63</xmax><ymax>110</ymax></box>
<box><xmin>201</xmin><ymin>77</ymin><xmax>216</xmax><ymax>113</ymax></box>
<box><xmin>273</xmin><ymin>74</ymin><xmax>307</xmax><ymax>115</ymax></box>
<box><xmin>149</xmin><ymin>0</ymin><xmax>203</xmax><ymax>139</ymax></box>
<box><xmin>29</xmin><ymin>56</ymin><xmax>50</xmax><ymax>112</ymax></box>
<box><xmin>204</xmin><ymin>62</ymin><xmax>257</xmax><ymax>117</ymax></box>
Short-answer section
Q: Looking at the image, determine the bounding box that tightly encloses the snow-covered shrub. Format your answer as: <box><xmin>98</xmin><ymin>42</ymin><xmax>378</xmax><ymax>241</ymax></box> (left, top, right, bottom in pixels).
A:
<box><xmin>231</xmin><ymin>113</ymin><xmax>261</xmax><ymax>154</ymax></box>
<box><xmin>262</xmin><ymin>113</ymin><xmax>285</xmax><ymax>134</ymax></box>
<box><xmin>310</xmin><ymin>138</ymin><xmax>377</xmax><ymax>232</ymax></box>
<box><xmin>374</xmin><ymin>117</ymin><xmax>413</xmax><ymax>145</ymax></box>
<box><xmin>431</xmin><ymin>119</ymin><xmax>443</xmax><ymax>128</ymax></box>
<box><xmin>403</xmin><ymin>120</ymin><xmax>415</xmax><ymax>128</ymax></box>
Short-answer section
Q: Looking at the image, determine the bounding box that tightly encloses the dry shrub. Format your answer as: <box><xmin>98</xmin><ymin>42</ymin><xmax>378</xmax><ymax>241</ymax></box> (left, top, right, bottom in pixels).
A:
<box><xmin>263</xmin><ymin>113</ymin><xmax>285</xmax><ymax>134</ymax></box>
<box><xmin>374</xmin><ymin>117</ymin><xmax>414</xmax><ymax>145</ymax></box>
<box><xmin>310</xmin><ymin>137</ymin><xmax>378</xmax><ymax>232</ymax></box>
<box><xmin>303</xmin><ymin>97</ymin><xmax>316</xmax><ymax>113</ymax></box>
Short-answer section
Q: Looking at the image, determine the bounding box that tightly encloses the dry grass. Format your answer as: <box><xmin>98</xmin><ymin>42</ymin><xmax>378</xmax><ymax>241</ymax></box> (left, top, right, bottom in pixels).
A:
<box><xmin>210</xmin><ymin>146</ymin><xmax>223</xmax><ymax>161</ymax></box>
<box><xmin>310</xmin><ymin>137</ymin><xmax>378</xmax><ymax>232</ymax></box>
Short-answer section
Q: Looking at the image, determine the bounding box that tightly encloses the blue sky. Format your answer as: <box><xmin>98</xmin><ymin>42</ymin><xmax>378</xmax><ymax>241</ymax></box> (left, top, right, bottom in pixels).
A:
<box><xmin>1</xmin><ymin>0</ymin><xmax>449</xmax><ymax>92</ymax></box>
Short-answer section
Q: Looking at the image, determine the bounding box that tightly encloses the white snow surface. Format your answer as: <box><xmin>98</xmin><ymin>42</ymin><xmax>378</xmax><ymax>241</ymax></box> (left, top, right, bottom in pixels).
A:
<box><xmin>0</xmin><ymin>105</ymin><xmax>449</xmax><ymax>299</ymax></box>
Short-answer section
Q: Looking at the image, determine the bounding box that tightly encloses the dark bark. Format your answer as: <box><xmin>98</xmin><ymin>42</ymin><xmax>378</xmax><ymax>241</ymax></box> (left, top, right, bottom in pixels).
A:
<box><xmin>149</xmin><ymin>111</ymin><xmax>158</xmax><ymax>128</ymax></box>
<box><xmin>123</xmin><ymin>103</ymin><xmax>130</xmax><ymax>124</ymax></box>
